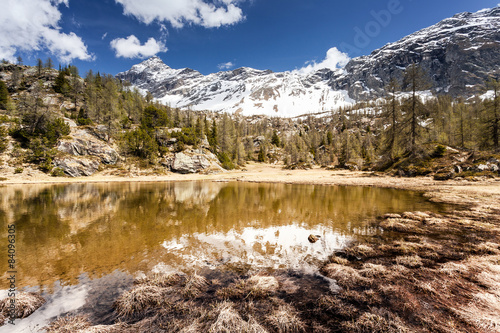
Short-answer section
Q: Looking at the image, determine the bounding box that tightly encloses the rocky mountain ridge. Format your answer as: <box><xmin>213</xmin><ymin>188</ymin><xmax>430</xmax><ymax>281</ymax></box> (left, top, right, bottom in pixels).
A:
<box><xmin>117</xmin><ymin>7</ymin><xmax>500</xmax><ymax>117</ymax></box>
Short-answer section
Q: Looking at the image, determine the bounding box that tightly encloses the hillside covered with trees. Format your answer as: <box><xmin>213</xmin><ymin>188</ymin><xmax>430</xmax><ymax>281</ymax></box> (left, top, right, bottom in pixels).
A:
<box><xmin>0</xmin><ymin>59</ymin><xmax>499</xmax><ymax>180</ymax></box>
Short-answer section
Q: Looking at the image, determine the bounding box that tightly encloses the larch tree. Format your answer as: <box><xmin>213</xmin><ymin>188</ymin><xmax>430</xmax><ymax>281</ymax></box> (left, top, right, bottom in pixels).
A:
<box><xmin>485</xmin><ymin>77</ymin><xmax>500</xmax><ymax>150</ymax></box>
<box><xmin>381</xmin><ymin>77</ymin><xmax>401</xmax><ymax>161</ymax></box>
<box><xmin>402</xmin><ymin>63</ymin><xmax>431</xmax><ymax>155</ymax></box>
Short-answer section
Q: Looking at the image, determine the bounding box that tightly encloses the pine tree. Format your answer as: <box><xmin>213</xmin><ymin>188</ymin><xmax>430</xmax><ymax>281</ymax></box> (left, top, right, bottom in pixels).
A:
<box><xmin>0</xmin><ymin>80</ymin><xmax>8</xmax><ymax>109</ymax></box>
<box><xmin>485</xmin><ymin>77</ymin><xmax>500</xmax><ymax>150</ymax></box>
<box><xmin>37</xmin><ymin>58</ymin><xmax>43</xmax><ymax>76</ymax></box>
<box><xmin>381</xmin><ymin>77</ymin><xmax>401</xmax><ymax>161</ymax></box>
<box><xmin>402</xmin><ymin>63</ymin><xmax>431</xmax><ymax>155</ymax></box>
<box><xmin>208</xmin><ymin>119</ymin><xmax>218</xmax><ymax>152</ymax></box>
<box><xmin>271</xmin><ymin>130</ymin><xmax>280</xmax><ymax>146</ymax></box>
<box><xmin>45</xmin><ymin>58</ymin><xmax>54</xmax><ymax>69</ymax></box>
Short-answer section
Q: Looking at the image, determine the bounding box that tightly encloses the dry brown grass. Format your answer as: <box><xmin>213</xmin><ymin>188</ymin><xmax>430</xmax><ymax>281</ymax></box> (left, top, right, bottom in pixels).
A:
<box><xmin>183</xmin><ymin>273</ymin><xmax>210</xmax><ymax>298</ymax></box>
<box><xmin>340</xmin><ymin>311</ymin><xmax>410</xmax><ymax>333</ymax></box>
<box><xmin>114</xmin><ymin>284</ymin><xmax>165</xmax><ymax>318</ymax></box>
<box><xmin>321</xmin><ymin>264</ymin><xmax>369</xmax><ymax>288</ymax></box>
<box><xmin>266</xmin><ymin>304</ymin><xmax>305</xmax><ymax>333</ymax></box>
<box><xmin>328</xmin><ymin>255</ymin><xmax>350</xmax><ymax>265</ymax></box>
<box><xmin>394</xmin><ymin>255</ymin><xmax>423</xmax><ymax>268</ymax></box>
<box><xmin>379</xmin><ymin>218</ymin><xmax>422</xmax><ymax>233</ymax></box>
<box><xmin>44</xmin><ymin>315</ymin><xmax>91</xmax><ymax>333</ymax></box>
<box><xmin>0</xmin><ymin>292</ymin><xmax>45</xmax><ymax>319</ymax></box>
<box><xmin>135</xmin><ymin>272</ymin><xmax>184</xmax><ymax>287</ymax></box>
<box><xmin>345</xmin><ymin>244</ymin><xmax>376</xmax><ymax>258</ymax></box>
<box><xmin>216</xmin><ymin>275</ymin><xmax>279</xmax><ymax>300</ymax></box>
<box><xmin>209</xmin><ymin>301</ymin><xmax>267</xmax><ymax>333</ymax></box>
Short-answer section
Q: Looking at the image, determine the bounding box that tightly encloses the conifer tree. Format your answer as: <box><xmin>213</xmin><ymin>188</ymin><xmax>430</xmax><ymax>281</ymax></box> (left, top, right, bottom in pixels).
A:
<box><xmin>485</xmin><ymin>77</ymin><xmax>500</xmax><ymax>150</ymax></box>
<box><xmin>37</xmin><ymin>58</ymin><xmax>43</xmax><ymax>76</ymax></box>
<box><xmin>0</xmin><ymin>80</ymin><xmax>8</xmax><ymax>109</ymax></box>
<box><xmin>381</xmin><ymin>77</ymin><xmax>401</xmax><ymax>161</ymax></box>
<box><xmin>402</xmin><ymin>63</ymin><xmax>431</xmax><ymax>155</ymax></box>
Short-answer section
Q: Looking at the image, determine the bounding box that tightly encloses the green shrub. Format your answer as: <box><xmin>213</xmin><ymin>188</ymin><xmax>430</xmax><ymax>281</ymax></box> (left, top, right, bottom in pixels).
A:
<box><xmin>0</xmin><ymin>127</ymin><xmax>7</xmax><ymax>153</ymax></box>
<box><xmin>51</xmin><ymin>167</ymin><xmax>66</xmax><ymax>177</ymax></box>
<box><xmin>14</xmin><ymin>167</ymin><xmax>23</xmax><ymax>174</ymax></box>
<box><xmin>217</xmin><ymin>152</ymin><xmax>235</xmax><ymax>170</ymax></box>
<box><xmin>432</xmin><ymin>144</ymin><xmax>446</xmax><ymax>158</ymax></box>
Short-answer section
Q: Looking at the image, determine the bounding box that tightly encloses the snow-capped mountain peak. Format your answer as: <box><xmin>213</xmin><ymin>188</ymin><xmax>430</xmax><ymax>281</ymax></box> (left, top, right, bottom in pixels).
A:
<box><xmin>117</xmin><ymin>6</ymin><xmax>500</xmax><ymax>117</ymax></box>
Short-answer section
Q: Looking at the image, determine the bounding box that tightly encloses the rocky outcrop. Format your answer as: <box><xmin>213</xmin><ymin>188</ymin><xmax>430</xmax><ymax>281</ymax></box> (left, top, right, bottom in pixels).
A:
<box><xmin>162</xmin><ymin>149</ymin><xmax>224</xmax><ymax>174</ymax></box>
<box><xmin>57</xmin><ymin>129</ymin><xmax>119</xmax><ymax>165</ymax></box>
<box><xmin>53</xmin><ymin>157</ymin><xmax>100</xmax><ymax>177</ymax></box>
<box><xmin>333</xmin><ymin>7</ymin><xmax>500</xmax><ymax>99</ymax></box>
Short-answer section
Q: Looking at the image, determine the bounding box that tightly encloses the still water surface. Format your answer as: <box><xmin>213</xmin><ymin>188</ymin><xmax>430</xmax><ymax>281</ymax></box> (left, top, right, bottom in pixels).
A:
<box><xmin>0</xmin><ymin>181</ymin><xmax>448</xmax><ymax>330</ymax></box>
<box><xmin>0</xmin><ymin>181</ymin><xmax>448</xmax><ymax>290</ymax></box>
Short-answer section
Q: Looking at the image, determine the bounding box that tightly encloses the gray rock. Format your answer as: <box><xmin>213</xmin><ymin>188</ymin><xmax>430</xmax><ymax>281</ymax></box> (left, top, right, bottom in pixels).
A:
<box><xmin>57</xmin><ymin>137</ymin><xmax>119</xmax><ymax>165</ymax></box>
<box><xmin>54</xmin><ymin>157</ymin><xmax>100</xmax><ymax>177</ymax></box>
<box><xmin>170</xmin><ymin>149</ymin><xmax>224</xmax><ymax>174</ymax></box>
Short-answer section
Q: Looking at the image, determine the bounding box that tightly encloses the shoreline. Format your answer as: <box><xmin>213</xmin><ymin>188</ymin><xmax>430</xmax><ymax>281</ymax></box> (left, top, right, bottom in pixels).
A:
<box><xmin>2</xmin><ymin>163</ymin><xmax>500</xmax><ymax>332</ymax></box>
<box><xmin>2</xmin><ymin>162</ymin><xmax>500</xmax><ymax>208</ymax></box>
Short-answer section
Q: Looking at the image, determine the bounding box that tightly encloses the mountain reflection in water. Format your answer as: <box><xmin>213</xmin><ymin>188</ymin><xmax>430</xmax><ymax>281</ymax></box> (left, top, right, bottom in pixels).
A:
<box><xmin>0</xmin><ymin>181</ymin><xmax>447</xmax><ymax>290</ymax></box>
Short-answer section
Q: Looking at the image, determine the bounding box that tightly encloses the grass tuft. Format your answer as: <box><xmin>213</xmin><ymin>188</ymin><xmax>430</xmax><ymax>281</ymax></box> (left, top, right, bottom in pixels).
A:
<box><xmin>0</xmin><ymin>292</ymin><xmax>45</xmax><ymax>319</ymax></box>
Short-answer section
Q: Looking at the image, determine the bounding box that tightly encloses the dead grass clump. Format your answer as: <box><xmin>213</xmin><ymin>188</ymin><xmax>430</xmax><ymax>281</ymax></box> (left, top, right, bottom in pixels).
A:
<box><xmin>0</xmin><ymin>292</ymin><xmax>45</xmax><ymax>319</ymax></box>
<box><xmin>208</xmin><ymin>301</ymin><xmax>248</xmax><ymax>333</ymax></box>
<box><xmin>217</xmin><ymin>275</ymin><xmax>278</xmax><ymax>300</ymax></box>
<box><xmin>183</xmin><ymin>273</ymin><xmax>210</xmax><ymax>298</ymax></box>
<box><xmin>322</xmin><ymin>264</ymin><xmax>369</xmax><ymax>288</ymax></box>
<box><xmin>379</xmin><ymin>218</ymin><xmax>421</xmax><ymax>233</ymax></box>
<box><xmin>114</xmin><ymin>285</ymin><xmax>165</xmax><ymax>318</ymax></box>
<box><xmin>346</xmin><ymin>244</ymin><xmax>376</xmax><ymax>258</ymax></box>
<box><xmin>394</xmin><ymin>255</ymin><xmax>423</xmax><ymax>268</ymax></box>
<box><xmin>266</xmin><ymin>304</ymin><xmax>305</xmax><ymax>333</ymax></box>
<box><xmin>382</xmin><ymin>213</ymin><xmax>402</xmax><ymax>219</ymax></box>
<box><xmin>359</xmin><ymin>263</ymin><xmax>388</xmax><ymax>278</ymax></box>
<box><xmin>402</xmin><ymin>211</ymin><xmax>430</xmax><ymax>222</ymax></box>
<box><xmin>439</xmin><ymin>261</ymin><xmax>469</xmax><ymax>276</ymax></box>
<box><xmin>473</xmin><ymin>242</ymin><xmax>500</xmax><ymax>255</ymax></box>
<box><xmin>340</xmin><ymin>311</ymin><xmax>409</xmax><ymax>333</ymax></box>
<box><xmin>328</xmin><ymin>255</ymin><xmax>350</xmax><ymax>265</ymax></box>
<box><xmin>45</xmin><ymin>315</ymin><xmax>91</xmax><ymax>333</ymax></box>
<box><xmin>247</xmin><ymin>275</ymin><xmax>279</xmax><ymax>297</ymax></box>
<box><xmin>136</xmin><ymin>272</ymin><xmax>184</xmax><ymax>287</ymax></box>
<box><xmin>82</xmin><ymin>323</ymin><xmax>130</xmax><ymax>333</ymax></box>
<box><xmin>317</xmin><ymin>295</ymin><xmax>358</xmax><ymax>319</ymax></box>
<box><xmin>216</xmin><ymin>279</ymin><xmax>248</xmax><ymax>299</ymax></box>
<box><xmin>179</xmin><ymin>321</ymin><xmax>202</xmax><ymax>333</ymax></box>
<box><xmin>247</xmin><ymin>316</ymin><xmax>269</xmax><ymax>333</ymax></box>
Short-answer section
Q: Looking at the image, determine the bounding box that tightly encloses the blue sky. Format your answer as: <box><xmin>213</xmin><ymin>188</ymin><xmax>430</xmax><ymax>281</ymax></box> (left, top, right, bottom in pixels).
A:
<box><xmin>2</xmin><ymin>0</ymin><xmax>499</xmax><ymax>76</ymax></box>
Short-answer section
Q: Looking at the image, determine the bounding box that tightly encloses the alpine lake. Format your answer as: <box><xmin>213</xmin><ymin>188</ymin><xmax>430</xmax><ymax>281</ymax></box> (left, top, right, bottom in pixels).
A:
<box><xmin>0</xmin><ymin>181</ymin><xmax>450</xmax><ymax>331</ymax></box>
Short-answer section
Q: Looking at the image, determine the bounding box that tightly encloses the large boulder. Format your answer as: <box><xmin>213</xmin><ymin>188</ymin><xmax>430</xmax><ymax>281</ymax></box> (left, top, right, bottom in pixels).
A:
<box><xmin>167</xmin><ymin>149</ymin><xmax>224</xmax><ymax>174</ymax></box>
<box><xmin>57</xmin><ymin>129</ymin><xmax>120</xmax><ymax>165</ymax></box>
<box><xmin>53</xmin><ymin>157</ymin><xmax>100</xmax><ymax>177</ymax></box>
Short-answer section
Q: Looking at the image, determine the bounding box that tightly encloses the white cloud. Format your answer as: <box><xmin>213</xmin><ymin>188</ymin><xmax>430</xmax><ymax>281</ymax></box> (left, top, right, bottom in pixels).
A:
<box><xmin>0</xmin><ymin>0</ymin><xmax>92</xmax><ymax>63</ymax></box>
<box><xmin>102</xmin><ymin>32</ymin><xmax>108</xmax><ymax>40</ymax></box>
<box><xmin>218</xmin><ymin>61</ymin><xmax>234</xmax><ymax>70</ymax></box>
<box><xmin>110</xmin><ymin>35</ymin><xmax>167</xmax><ymax>59</ymax></box>
<box><xmin>115</xmin><ymin>0</ymin><xmax>245</xmax><ymax>28</ymax></box>
<box><xmin>296</xmin><ymin>47</ymin><xmax>351</xmax><ymax>75</ymax></box>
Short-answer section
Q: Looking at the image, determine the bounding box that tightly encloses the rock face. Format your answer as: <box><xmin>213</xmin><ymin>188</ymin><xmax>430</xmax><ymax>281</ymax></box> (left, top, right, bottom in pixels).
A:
<box><xmin>164</xmin><ymin>149</ymin><xmax>224</xmax><ymax>174</ymax></box>
<box><xmin>53</xmin><ymin>157</ymin><xmax>100</xmax><ymax>177</ymax></box>
<box><xmin>55</xmin><ymin>125</ymin><xmax>120</xmax><ymax>177</ymax></box>
<box><xmin>57</xmin><ymin>129</ymin><xmax>119</xmax><ymax>165</ymax></box>
<box><xmin>116</xmin><ymin>7</ymin><xmax>500</xmax><ymax>116</ymax></box>
<box><xmin>334</xmin><ymin>7</ymin><xmax>500</xmax><ymax>99</ymax></box>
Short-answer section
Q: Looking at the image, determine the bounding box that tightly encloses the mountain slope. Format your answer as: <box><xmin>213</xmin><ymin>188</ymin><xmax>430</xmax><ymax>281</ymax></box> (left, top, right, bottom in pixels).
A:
<box><xmin>336</xmin><ymin>6</ymin><xmax>500</xmax><ymax>99</ymax></box>
<box><xmin>117</xmin><ymin>6</ymin><xmax>500</xmax><ymax>116</ymax></box>
<box><xmin>117</xmin><ymin>57</ymin><xmax>353</xmax><ymax>117</ymax></box>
